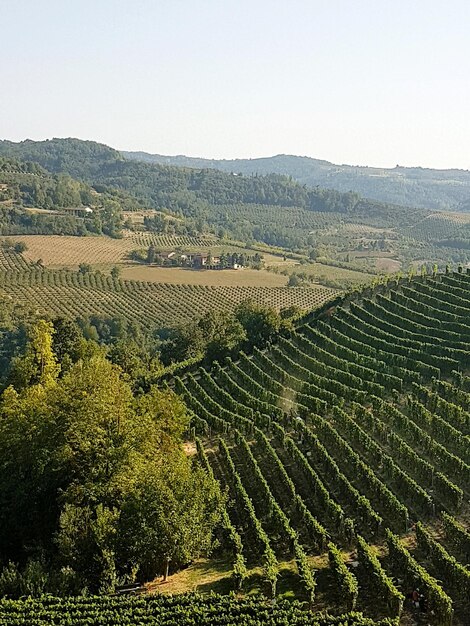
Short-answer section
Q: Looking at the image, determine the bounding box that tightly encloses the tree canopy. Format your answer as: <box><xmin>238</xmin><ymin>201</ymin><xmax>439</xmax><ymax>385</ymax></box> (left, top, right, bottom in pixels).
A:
<box><xmin>0</xmin><ymin>320</ymin><xmax>223</xmax><ymax>594</ymax></box>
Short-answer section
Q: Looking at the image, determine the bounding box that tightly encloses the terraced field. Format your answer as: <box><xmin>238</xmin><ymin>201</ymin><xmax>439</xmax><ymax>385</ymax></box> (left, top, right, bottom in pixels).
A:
<box><xmin>0</xmin><ymin>268</ymin><xmax>335</xmax><ymax>329</ymax></box>
<box><xmin>177</xmin><ymin>271</ymin><xmax>470</xmax><ymax>624</ymax></box>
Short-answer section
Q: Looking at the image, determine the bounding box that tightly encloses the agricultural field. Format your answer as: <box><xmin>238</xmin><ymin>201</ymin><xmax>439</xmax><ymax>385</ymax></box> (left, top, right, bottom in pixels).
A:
<box><xmin>2</xmin><ymin>234</ymin><xmax>135</xmax><ymax>267</ymax></box>
<box><xmin>0</xmin><ymin>268</ymin><xmax>335</xmax><ymax>329</ymax></box>
<box><xmin>120</xmin><ymin>266</ymin><xmax>289</xmax><ymax>287</ymax></box>
<box><xmin>268</xmin><ymin>262</ymin><xmax>374</xmax><ymax>288</ymax></box>
<box><xmin>0</xmin><ymin>594</ymin><xmax>397</xmax><ymax>626</ymax></box>
<box><xmin>406</xmin><ymin>212</ymin><xmax>470</xmax><ymax>243</ymax></box>
<box><xmin>0</xmin><ymin>247</ymin><xmax>32</xmax><ymax>271</ymax></box>
<box><xmin>125</xmin><ymin>232</ymin><xmax>218</xmax><ymax>249</ymax></box>
<box><xmin>1</xmin><ymin>233</ymin><xmax>222</xmax><ymax>268</ymax></box>
<box><xmin>175</xmin><ymin>271</ymin><xmax>470</xmax><ymax>624</ymax></box>
<box><xmin>1</xmin><ymin>233</ymin><xmax>296</xmax><ymax>273</ymax></box>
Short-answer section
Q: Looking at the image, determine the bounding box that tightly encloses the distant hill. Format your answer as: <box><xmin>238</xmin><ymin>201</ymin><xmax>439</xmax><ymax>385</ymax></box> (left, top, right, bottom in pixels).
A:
<box><xmin>0</xmin><ymin>138</ymin><xmax>433</xmax><ymax>250</ymax></box>
<box><xmin>123</xmin><ymin>151</ymin><xmax>470</xmax><ymax>212</ymax></box>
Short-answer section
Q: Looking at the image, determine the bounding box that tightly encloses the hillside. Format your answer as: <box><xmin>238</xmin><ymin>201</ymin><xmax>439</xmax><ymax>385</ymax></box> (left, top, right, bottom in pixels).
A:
<box><xmin>0</xmin><ymin>271</ymin><xmax>468</xmax><ymax>625</ymax></box>
<box><xmin>0</xmin><ymin>156</ymin><xmax>128</xmax><ymax>237</ymax></box>
<box><xmin>176</xmin><ymin>270</ymin><xmax>470</xmax><ymax>624</ymax></box>
<box><xmin>124</xmin><ymin>151</ymin><xmax>470</xmax><ymax>212</ymax></box>
<box><xmin>1</xmin><ymin>138</ymin><xmax>469</xmax><ymax>277</ymax></box>
<box><xmin>0</xmin><ymin>139</ymin><xmax>432</xmax><ymax>231</ymax></box>
<box><xmin>0</xmin><ymin>265</ymin><xmax>334</xmax><ymax>332</ymax></box>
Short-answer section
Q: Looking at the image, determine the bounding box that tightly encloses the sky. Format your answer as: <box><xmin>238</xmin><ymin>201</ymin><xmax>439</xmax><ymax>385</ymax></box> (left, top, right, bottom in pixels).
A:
<box><xmin>1</xmin><ymin>0</ymin><xmax>469</xmax><ymax>169</ymax></box>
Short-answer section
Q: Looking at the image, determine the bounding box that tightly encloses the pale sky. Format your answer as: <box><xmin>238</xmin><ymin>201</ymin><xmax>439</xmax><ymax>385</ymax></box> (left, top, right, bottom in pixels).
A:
<box><xmin>1</xmin><ymin>0</ymin><xmax>469</xmax><ymax>169</ymax></box>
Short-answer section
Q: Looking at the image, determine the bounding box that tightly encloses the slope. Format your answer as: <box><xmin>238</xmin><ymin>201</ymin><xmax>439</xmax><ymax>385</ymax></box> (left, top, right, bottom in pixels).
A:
<box><xmin>124</xmin><ymin>151</ymin><xmax>470</xmax><ymax>212</ymax></box>
<box><xmin>177</xmin><ymin>270</ymin><xmax>470</xmax><ymax>624</ymax></box>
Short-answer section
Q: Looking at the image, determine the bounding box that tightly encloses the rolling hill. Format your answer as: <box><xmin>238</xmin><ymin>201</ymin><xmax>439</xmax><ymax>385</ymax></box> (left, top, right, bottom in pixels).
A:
<box><xmin>123</xmin><ymin>151</ymin><xmax>470</xmax><ymax>212</ymax></box>
<box><xmin>176</xmin><ymin>270</ymin><xmax>470</xmax><ymax>624</ymax></box>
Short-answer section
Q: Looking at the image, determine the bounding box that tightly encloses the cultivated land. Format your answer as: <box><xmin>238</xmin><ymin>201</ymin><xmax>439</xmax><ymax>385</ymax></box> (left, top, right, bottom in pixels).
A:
<box><xmin>120</xmin><ymin>266</ymin><xmax>289</xmax><ymax>287</ymax></box>
<box><xmin>2</xmin><ymin>232</ymin><xmax>297</xmax><ymax>274</ymax></box>
<box><xmin>0</xmin><ymin>268</ymin><xmax>335</xmax><ymax>329</ymax></box>
<box><xmin>177</xmin><ymin>271</ymin><xmax>470</xmax><ymax>625</ymax></box>
<box><xmin>1</xmin><ymin>138</ymin><xmax>469</xmax><ymax>625</ymax></box>
<box><xmin>270</xmin><ymin>262</ymin><xmax>374</xmax><ymax>285</ymax></box>
<box><xmin>3</xmin><ymin>271</ymin><xmax>469</xmax><ymax>626</ymax></box>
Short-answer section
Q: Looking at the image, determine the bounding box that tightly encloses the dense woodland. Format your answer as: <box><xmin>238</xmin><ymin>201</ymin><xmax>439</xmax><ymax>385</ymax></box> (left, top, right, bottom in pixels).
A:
<box><xmin>124</xmin><ymin>151</ymin><xmax>470</xmax><ymax>212</ymax></box>
<box><xmin>0</xmin><ymin>157</ymin><xmax>125</xmax><ymax>237</ymax></box>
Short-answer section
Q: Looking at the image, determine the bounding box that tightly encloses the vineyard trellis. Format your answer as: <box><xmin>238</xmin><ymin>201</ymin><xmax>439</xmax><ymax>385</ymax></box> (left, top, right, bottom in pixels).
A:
<box><xmin>180</xmin><ymin>272</ymin><xmax>470</xmax><ymax>624</ymax></box>
<box><xmin>0</xmin><ymin>268</ymin><xmax>334</xmax><ymax>329</ymax></box>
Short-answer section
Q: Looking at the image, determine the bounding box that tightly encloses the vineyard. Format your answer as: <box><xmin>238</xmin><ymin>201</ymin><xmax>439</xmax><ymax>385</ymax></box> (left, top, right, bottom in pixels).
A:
<box><xmin>0</xmin><ymin>268</ymin><xmax>334</xmax><ymax>329</ymax></box>
<box><xmin>0</xmin><ymin>594</ymin><xmax>398</xmax><ymax>626</ymax></box>
<box><xmin>173</xmin><ymin>271</ymin><xmax>470</xmax><ymax>624</ymax></box>
<box><xmin>0</xmin><ymin>247</ymin><xmax>31</xmax><ymax>271</ymax></box>
<box><xmin>1</xmin><ymin>234</ymin><xmax>220</xmax><ymax>269</ymax></box>
<box><xmin>406</xmin><ymin>213</ymin><xmax>470</xmax><ymax>244</ymax></box>
<box><xmin>126</xmin><ymin>232</ymin><xmax>218</xmax><ymax>248</ymax></box>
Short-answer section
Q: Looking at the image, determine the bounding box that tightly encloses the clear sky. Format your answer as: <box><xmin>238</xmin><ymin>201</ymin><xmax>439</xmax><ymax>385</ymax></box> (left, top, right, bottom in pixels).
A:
<box><xmin>1</xmin><ymin>0</ymin><xmax>469</xmax><ymax>169</ymax></box>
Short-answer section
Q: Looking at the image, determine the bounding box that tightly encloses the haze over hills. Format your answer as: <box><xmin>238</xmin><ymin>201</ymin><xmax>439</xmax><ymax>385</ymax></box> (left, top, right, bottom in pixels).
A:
<box><xmin>123</xmin><ymin>151</ymin><xmax>470</xmax><ymax>212</ymax></box>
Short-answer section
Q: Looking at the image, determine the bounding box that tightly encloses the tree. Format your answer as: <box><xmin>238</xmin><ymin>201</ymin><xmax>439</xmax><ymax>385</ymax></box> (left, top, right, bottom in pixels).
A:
<box><xmin>198</xmin><ymin>311</ymin><xmax>246</xmax><ymax>363</ymax></box>
<box><xmin>235</xmin><ymin>300</ymin><xmax>281</xmax><ymax>348</ymax></box>
<box><xmin>147</xmin><ymin>245</ymin><xmax>157</xmax><ymax>264</ymax></box>
<box><xmin>110</xmin><ymin>266</ymin><xmax>121</xmax><ymax>279</ymax></box>
<box><xmin>118</xmin><ymin>456</ymin><xmax>222</xmax><ymax>581</ymax></box>
<box><xmin>288</xmin><ymin>274</ymin><xmax>301</xmax><ymax>287</ymax></box>
<box><xmin>160</xmin><ymin>323</ymin><xmax>206</xmax><ymax>365</ymax></box>
<box><xmin>9</xmin><ymin>319</ymin><xmax>60</xmax><ymax>389</ymax></box>
<box><xmin>108</xmin><ymin>339</ymin><xmax>148</xmax><ymax>380</ymax></box>
<box><xmin>13</xmin><ymin>241</ymin><xmax>27</xmax><ymax>254</ymax></box>
<box><xmin>78</xmin><ymin>263</ymin><xmax>92</xmax><ymax>275</ymax></box>
<box><xmin>0</xmin><ymin>350</ymin><xmax>223</xmax><ymax>591</ymax></box>
<box><xmin>52</xmin><ymin>317</ymin><xmax>85</xmax><ymax>371</ymax></box>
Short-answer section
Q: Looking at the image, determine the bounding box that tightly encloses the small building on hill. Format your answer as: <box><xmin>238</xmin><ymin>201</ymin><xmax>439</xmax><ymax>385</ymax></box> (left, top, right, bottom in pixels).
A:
<box><xmin>193</xmin><ymin>253</ymin><xmax>220</xmax><ymax>268</ymax></box>
<box><xmin>61</xmin><ymin>206</ymin><xmax>94</xmax><ymax>217</ymax></box>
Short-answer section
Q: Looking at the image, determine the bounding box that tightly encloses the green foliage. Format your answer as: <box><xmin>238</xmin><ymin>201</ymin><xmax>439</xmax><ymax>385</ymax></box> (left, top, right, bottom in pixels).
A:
<box><xmin>0</xmin><ymin>157</ymin><xmax>125</xmax><ymax>237</ymax></box>
<box><xmin>161</xmin><ymin>309</ymin><xmax>246</xmax><ymax>365</ymax></box>
<box><xmin>0</xmin><ymin>593</ymin><xmax>402</xmax><ymax>625</ymax></box>
<box><xmin>327</xmin><ymin>542</ymin><xmax>358</xmax><ymax>611</ymax></box>
<box><xmin>0</xmin><ymin>331</ymin><xmax>222</xmax><ymax>591</ymax></box>
<box><xmin>125</xmin><ymin>149</ymin><xmax>470</xmax><ymax>211</ymax></box>
<box><xmin>234</xmin><ymin>300</ymin><xmax>281</xmax><ymax>349</ymax></box>
<box><xmin>8</xmin><ymin>319</ymin><xmax>60</xmax><ymax>388</ymax></box>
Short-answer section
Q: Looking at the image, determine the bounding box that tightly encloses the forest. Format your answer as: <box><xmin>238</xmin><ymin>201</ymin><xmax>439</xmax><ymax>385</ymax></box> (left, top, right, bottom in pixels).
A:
<box><xmin>124</xmin><ymin>151</ymin><xmax>470</xmax><ymax>212</ymax></box>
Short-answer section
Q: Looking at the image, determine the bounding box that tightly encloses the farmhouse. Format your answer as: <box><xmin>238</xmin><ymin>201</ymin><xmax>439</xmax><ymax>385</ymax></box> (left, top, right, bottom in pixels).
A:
<box><xmin>192</xmin><ymin>253</ymin><xmax>221</xmax><ymax>268</ymax></box>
